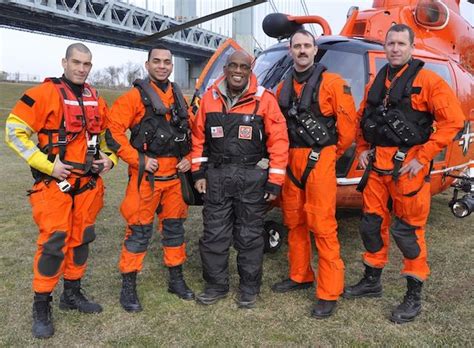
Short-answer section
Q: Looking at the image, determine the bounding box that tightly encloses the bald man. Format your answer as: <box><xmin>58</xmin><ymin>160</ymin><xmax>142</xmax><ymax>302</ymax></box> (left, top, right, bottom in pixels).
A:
<box><xmin>191</xmin><ymin>51</ymin><xmax>289</xmax><ymax>308</ymax></box>
<box><xmin>5</xmin><ymin>43</ymin><xmax>116</xmax><ymax>338</ymax></box>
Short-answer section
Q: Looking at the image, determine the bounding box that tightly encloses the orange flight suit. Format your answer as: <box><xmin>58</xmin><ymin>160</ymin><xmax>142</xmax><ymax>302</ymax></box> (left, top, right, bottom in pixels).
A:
<box><xmin>107</xmin><ymin>81</ymin><xmax>190</xmax><ymax>273</ymax></box>
<box><xmin>277</xmin><ymin>70</ymin><xmax>357</xmax><ymax>300</ymax></box>
<box><xmin>5</xmin><ymin>79</ymin><xmax>113</xmax><ymax>293</ymax></box>
<box><xmin>356</xmin><ymin>64</ymin><xmax>465</xmax><ymax>281</ymax></box>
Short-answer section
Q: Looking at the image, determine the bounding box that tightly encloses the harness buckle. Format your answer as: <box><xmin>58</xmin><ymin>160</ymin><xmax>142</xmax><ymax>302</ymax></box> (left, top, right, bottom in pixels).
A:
<box><xmin>174</xmin><ymin>134</ymin><xmax>187</xmax><ymax>142</ymax></box>
<box><xmin>394</xmin><ymin>150</ymin><xmax>407</xmax><ymax>162</ymax></box>
<box><xmin>57</xmin><ymin>136</ymin><xmax>67</xmax><ymax>146</ymax></box>
<box><xmin>57</xmin><ymin>179</ymin><xmax>72</xmax><ymax>193</ymax></box>
<box><xmin>87</xmin><ymin>135</ymin><xmax>98</xmax><ymax>155</ymax></box>
<box><xmin>308</xmin><ymin>150</ymin><xmax>320</xmax><ymax>162</ymax></box>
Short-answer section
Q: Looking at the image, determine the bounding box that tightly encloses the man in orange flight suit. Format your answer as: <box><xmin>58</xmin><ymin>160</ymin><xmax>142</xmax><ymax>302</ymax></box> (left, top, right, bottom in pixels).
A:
<box><xmin>5</xmin><ymin>43</ymin><xmax>116</xmax><ymax>339</ymax></box>
<box><xmin>191</xmin><ymin>50</ymin><xmax>289</xmax><ymax>308</ymax></box>
<box><xmin>343</xmin><ymin>24</ymin><xmax>465</xmax><ymax>323</ymax></box>
<box><xmin>106</xmin><ymin>45</ymin><xmax>194</xmax><ymax>313</ymax></box>
<box><xmin>271</xmin><ymin>29</ymin><xmax>357</xmax><ymax>319</ymax></box>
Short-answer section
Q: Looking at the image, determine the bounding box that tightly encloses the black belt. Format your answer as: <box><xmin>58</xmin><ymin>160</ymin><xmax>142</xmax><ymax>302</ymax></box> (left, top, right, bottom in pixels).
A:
<box><xmin>372</xmin><ymin>166</ymin><xmax>393</xmax><ymax>176</ymax></box>
<box><xmin>145</xmin><ymin>173</ymin><xmax>179</xmax><ymax>182</ymax></box>
<box><xmin>209</xmin><ymin>154</ymin><xmax>262</xmax><ymax>166</ymax></box>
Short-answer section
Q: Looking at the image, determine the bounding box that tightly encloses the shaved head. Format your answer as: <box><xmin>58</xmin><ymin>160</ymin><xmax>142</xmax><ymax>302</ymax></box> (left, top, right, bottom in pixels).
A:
<box><xmin>226</xmin><ymin>50</ymin><xmax>252</xmax><ymax>66</ymax></box>
<box><xmin>65</xmin><ymin>43</ymin><xmax>91</xmax><ymax>59</ymax></box>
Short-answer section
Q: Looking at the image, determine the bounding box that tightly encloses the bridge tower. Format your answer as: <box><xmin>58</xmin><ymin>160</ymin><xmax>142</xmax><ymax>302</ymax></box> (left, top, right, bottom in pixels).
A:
<box><xmin>174</xmin><ymin>0</ymin><xmax>206</xmax><ymax>90</ymax></box>
<box><xmin>233</xmin><ymin>0</ymin><xmax>255</xmax><ymax>55</ymax></box>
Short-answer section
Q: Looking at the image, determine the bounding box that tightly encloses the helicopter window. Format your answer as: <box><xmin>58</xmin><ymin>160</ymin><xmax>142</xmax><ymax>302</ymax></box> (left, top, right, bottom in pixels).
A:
<box><xmin>375</xmin><ymin>58</ymin><xmax>453</xmax><ymax>87</ymax></box>
<box><xmin>317</xmin><ymin>49</ymin><xmax>366</xmax><ymax>107</ymax></box>
<box><xmin>253</xmin><ymin>49</ymin><xmax>293</xmax><ymax>91</ymax></box>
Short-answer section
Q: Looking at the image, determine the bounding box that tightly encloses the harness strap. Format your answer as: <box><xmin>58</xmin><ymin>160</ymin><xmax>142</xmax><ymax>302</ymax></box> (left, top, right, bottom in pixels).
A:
<box><xmin>287</xmin><ymin>147</ymin><xmax>322</xmax><ymax>190</ymax></box>
<box><xmin>356</xmin><ymin>148</ymin><xmax>375</xmax><ymax>192</ymax></box>
<box><xmin>133</xmin><ymin>78</ymin><xmax>169</xmax><ymax>115</ymax></box>
<box><xmin>392</xmin><ymin>146</ymin><xmax>410</xmax><ymax>181</ymax></box>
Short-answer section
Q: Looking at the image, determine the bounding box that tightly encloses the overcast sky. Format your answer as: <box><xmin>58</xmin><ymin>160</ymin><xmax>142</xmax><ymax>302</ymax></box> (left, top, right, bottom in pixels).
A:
<box><xmin>0</xmin><ymin>0</ymin><xmax>472</xmax><ymax>80</ymax></box>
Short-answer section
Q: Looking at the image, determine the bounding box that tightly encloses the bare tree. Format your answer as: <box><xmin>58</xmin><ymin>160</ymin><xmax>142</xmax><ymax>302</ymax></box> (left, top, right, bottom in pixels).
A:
<box><xmin>122</xmin><ymin>61</ymin><xmax>144</xmax><ymax>86</ymax></box>
<box><xmin>104</xmin><ymin>65</ymin><xmax>123</xmax><ymax>87</ymax></box>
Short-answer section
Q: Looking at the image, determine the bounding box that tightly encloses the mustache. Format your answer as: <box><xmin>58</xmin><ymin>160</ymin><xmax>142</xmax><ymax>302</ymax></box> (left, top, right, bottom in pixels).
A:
<box><xmin>298</xmin><ymin>54</ymin><xmax>308</xmax><ymax>58</ymax></box>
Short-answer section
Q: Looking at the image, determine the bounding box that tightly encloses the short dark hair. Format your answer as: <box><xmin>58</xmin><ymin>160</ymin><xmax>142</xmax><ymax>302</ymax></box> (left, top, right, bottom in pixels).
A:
<box><xmin>289</xmin><ymin>29</ymin><xmax>316</xmax><ymax>47</ymax></box>
<box><xmin>65</xmin><ymin>43</ymin><xmax>91</xmax><ymax>59</ymax></box>
<box><xmin>147</xmin><ymin>44</ymin><xmax>171</xmax><ymax>61</ymax></box>
<box><xmin>385</xmin><ymin>24</ymin><xmax>415</xmax><ymax>45</ymax></box>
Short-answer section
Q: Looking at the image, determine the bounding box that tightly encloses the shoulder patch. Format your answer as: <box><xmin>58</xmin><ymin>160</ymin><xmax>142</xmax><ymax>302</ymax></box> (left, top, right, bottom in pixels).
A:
<box><xmin>411</xmin><ymin>87</ymin><xmax>422</xmax><ymax>95</ymax></box>
<box><xmin>20</xmin><ymin>94</ymin><xmax>35</xmax><ymax>107</ymax></box>
<box><xmin>343</xmin><ymin>85</ymin><xmax>352</xmax><ymax>95</ymax></box>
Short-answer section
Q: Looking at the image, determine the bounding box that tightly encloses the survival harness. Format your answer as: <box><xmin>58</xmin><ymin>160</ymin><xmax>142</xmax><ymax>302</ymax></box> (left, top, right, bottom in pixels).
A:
<box><xmin>130</xmin><ymin>78</ymin><xmax>190</xmax><ymax>189</ymax></box>
<box><xmin>33</xmin><ymin>78</ymin><xmax>103</xmax><ymax>195</ymax></box>
<box><xmin>357</xmin><ymin>59</ymin><xmax>434</xmax><ymax>192</ymax></box>
<box><xmin>278</xmin><ymin>64</ymin><xmax>338</xmax><ymax>189</ymax></box>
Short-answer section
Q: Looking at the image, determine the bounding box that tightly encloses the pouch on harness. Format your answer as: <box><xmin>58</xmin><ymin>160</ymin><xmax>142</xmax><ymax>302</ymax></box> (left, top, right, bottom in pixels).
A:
<box><xmin>279</xmin><ymin>64</ymin><xmax>338</xmax><ymax>189</ymax></box>
<box><xmin>130</xmin><ymin>78</ymin><xmax>190</xmax><ymax>158</ymax></box>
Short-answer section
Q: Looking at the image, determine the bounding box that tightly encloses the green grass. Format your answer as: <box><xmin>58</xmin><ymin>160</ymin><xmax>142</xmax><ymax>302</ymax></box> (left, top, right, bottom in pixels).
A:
<box><xmin>0</xmin><ymin>81</ymin><xmax>472</xmax><ymax>346</ymax></box>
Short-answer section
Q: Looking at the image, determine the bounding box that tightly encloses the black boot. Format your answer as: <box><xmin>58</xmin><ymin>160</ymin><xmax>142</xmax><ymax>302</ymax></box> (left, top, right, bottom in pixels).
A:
<box><xmin>311</xmin><ymin>299</ymin><xmax>337</xmax><ymax>319</ymax></box>
<box><xmin>32</xmin><ymin>292</ymin><xmax>54</xmax><ymax>339</ymax></box>
<box><xmin>271</xmin><ymin>278</ymin><xmax>313</xmax><ymax>293</ymax></box>
<box><xmin>236</xmin><ymin>292</ymin><xmax>257</xmax><ymax>309</ymax></box>
<box><xmin>343</xmin><ymin>265</ymin><xmax>383</xmax><ymax>299</ymax></box>
<box><xmin>390</xmin><ymin>276</ymin><xmax>423</xmax><ymax>324</ymax></box>
<box><xmin>195</xmin><ymin>286</ymin><xmax>229</xmax><ymax>305</ymax></box>
<box><xmin>120</xmin><ymin>272</ymin><xmax>142</xmax><ymax>313</ymax></box>
<box><xmin>168</xmin><ymin>265</ymin><xmax>194</xmax><ymax>300</ymax></box>
<box><xmin>59</xmin><ymin>279</ymin><xmax>102</xmax><ymax>313</ymax></box>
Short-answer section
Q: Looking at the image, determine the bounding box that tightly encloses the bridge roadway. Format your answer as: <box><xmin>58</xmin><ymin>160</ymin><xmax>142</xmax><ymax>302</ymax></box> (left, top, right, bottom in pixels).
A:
<box><xmin>0</xmin><ymin>0</ymin><xmax>229</xmax><ymax>62</ymax></box>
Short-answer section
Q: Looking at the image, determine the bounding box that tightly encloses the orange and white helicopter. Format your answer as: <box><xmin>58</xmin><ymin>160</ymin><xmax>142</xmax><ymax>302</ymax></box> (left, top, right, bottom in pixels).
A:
<box><xmin>141</xmin><ymin>0</ymin><xmax>473</xmax><ymax>251</ymax></box>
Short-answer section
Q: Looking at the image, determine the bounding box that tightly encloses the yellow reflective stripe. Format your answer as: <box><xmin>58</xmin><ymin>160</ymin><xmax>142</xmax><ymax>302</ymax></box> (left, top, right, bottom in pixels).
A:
<box><xmin>5</xmin><ymin>113</ymin><xmax>54</xmax><ymax>175</ymax></box>
<box><xmin>5</xmin><ymin>115</ymin><xmax>37</xmax><ymax>160</ymax></box>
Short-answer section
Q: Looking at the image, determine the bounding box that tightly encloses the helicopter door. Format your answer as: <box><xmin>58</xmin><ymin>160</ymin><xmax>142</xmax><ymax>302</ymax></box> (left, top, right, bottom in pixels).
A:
<box><xmin>190</xmin><ymin>38</ymin><xmax>247</xmax><ymax>113</ymax></box>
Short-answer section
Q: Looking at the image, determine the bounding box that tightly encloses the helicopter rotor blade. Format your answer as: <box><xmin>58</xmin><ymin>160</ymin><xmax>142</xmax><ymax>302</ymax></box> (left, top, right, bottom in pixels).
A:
<box><xmin>136</xmin><ymin>0</ymin><xmax>267</xmax><ymax>44</ymax></box>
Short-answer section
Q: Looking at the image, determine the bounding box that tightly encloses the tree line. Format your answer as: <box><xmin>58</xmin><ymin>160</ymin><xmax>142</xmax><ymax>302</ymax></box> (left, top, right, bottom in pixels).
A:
<box><xmin>88</xmin><ymin>61</ymin><xmax>146</xmax><ymax>88</ymax></box>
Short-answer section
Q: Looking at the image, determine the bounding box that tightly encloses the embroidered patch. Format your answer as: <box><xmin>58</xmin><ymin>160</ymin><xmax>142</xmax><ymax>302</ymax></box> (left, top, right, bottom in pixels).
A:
<box><xmin>211</xmin><ymin>126</ymin><xmax>224</xmax><ymax>138</ymax></box>
<box><xmin>82</xmin><ymin>88</ymin><xmax>92</xmax><ymax>97</ymax></box>
<box><xmin>238</xmin><ymin>125</ymin><xmax>252</xmax><ymax>140</ymax></box>
<box><xmin>20</xmin><ymin>94</ymin><xmax>35</xmax><ymax>107</ymax></box>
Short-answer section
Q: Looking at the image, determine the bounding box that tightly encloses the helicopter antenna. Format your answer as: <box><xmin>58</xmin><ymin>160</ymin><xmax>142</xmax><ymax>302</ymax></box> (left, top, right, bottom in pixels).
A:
<box><xmin>268</xmin><ymin>0</ymin><xmax>279</xmax><ymax>12</ymax></box>
<box><xmin>300</xmin><ymin>0</ymin><xmax>317</xmax><ymax>36</ymax></box>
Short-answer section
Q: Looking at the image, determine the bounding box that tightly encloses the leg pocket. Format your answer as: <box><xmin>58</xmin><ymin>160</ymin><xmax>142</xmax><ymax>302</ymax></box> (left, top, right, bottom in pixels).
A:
<box><xmin>242</xmin><ymin>168</ymin><xmax>267</xmax><ymax>204</ymax></box>
<box><xmin>204</xmin><ymin>168</ymin><xmax>224</xmax><ymax>204</ymax></box>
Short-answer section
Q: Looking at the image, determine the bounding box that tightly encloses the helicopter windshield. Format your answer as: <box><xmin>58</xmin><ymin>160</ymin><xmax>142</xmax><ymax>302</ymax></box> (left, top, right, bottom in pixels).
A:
<box><xmin>253</xmin><ymin>46</ymin><xmax>366</xmax><ymax>107</ymax></box>
<box><xmin>254</xmin><ymin>49</ymin><xmax>293</xmax><ymax>90</ymax></box>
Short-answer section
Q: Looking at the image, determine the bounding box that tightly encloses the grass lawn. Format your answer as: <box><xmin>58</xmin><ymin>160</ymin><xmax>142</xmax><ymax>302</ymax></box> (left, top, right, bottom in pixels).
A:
<box><xmin>0</xmin><ymin>81</ymin><xmax>472</xmax><ymax>346</ymax></box>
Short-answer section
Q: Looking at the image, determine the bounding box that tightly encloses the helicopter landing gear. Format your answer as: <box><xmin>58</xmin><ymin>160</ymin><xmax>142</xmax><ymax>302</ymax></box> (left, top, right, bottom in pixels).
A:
<box><xmin>263</xmin><ymin>221</ymin><xmax>287</xmax><ymax>254</ymax></box>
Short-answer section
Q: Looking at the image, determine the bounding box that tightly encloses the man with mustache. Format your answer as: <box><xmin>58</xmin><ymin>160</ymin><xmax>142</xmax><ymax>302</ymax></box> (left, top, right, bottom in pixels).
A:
<box><xmin>272</xmin><ymin>29</ymin><xmax>357</xmax><ymax>318</ymax></box>
<box><xmin>5</xmin><ymin>43</ymin><xmax>116</xmax><ymax>338</ymax></box>
<box><xmin>191</xmin><ymin>50</ymin><xmax>289</xmax><ymax>308</ymax></box>
<box><xmin>107</xmin><ymin>45</ymin><xmax>194</xmax><ymax>312</ymax></box>
<box><xmin>344</xmin><ymin>24</ymin><xmax>465</xmax><ymax>323</ymax></box>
